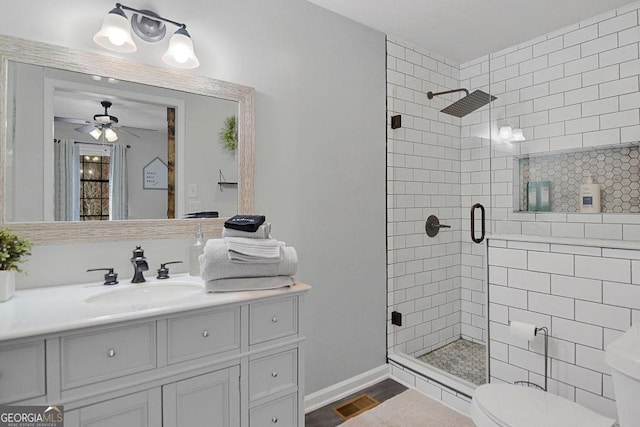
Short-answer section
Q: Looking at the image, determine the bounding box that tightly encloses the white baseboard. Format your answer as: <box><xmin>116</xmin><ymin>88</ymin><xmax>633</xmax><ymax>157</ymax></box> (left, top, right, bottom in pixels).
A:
<box><xmin>304</xmin><ymin>364</ymin><xmax>390</xmax><ymax>413</ymax></box>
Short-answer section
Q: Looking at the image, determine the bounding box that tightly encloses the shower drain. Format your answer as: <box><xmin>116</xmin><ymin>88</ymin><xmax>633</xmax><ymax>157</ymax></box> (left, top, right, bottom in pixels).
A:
<box><xmin>332</xmin><ymin>394</ymin><xmax>379</xmax><ymax>420</ymax></box>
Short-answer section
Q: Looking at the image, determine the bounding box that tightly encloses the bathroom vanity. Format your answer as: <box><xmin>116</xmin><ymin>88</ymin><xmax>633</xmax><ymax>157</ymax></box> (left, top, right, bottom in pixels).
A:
<box><xmin>0</xmin><ymin>277</ymin><xmax>310</xmax><ymax>426</ymax></box>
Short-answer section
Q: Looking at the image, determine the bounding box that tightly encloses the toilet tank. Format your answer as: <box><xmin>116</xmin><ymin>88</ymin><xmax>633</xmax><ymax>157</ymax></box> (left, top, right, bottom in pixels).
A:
<box><xmin>605</xmin><ymin>324</ymin><xmax>640</xmax><ymax>427</ymax></box>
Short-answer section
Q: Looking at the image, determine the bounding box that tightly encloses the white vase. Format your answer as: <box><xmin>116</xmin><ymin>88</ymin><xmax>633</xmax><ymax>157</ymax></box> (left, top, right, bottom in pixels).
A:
<box><xmin>0</xmin><ymin>270</ymin><xmax>16</xmax><ymax>302</ymax></box>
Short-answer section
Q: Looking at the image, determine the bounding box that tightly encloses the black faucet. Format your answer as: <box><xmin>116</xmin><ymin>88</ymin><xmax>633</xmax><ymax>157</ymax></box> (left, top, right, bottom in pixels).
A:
<box><xmin>131</xmin><ymin>246</ymin><xmax>149</xmax><ymax>283</ymax></box>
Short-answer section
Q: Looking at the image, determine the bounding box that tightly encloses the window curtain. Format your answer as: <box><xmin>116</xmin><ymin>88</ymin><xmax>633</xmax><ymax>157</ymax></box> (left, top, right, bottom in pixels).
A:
<box><xmin>53</xmin><ymin>139</ymin><xmax>80</xmax><ymax>221</ymax></box>
<box><xmin>109</xmin><ymin>143</ymin><xmax>128</xmax><ymax>220</ymax></box>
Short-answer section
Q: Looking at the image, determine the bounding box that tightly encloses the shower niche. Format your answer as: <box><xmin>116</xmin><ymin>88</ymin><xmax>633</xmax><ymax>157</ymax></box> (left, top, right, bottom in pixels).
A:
<box><xmin>514</xmin><ymin>143</ymin><xmax>640</xmax><ymax>213</ymax></box>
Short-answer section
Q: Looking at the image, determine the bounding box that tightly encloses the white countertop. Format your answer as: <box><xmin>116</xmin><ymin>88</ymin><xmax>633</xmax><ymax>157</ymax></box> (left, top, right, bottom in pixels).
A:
<box><xmin>0</xmin><ymin>274</ymin><xmax>310</xmax><ymax>342</ymax></box>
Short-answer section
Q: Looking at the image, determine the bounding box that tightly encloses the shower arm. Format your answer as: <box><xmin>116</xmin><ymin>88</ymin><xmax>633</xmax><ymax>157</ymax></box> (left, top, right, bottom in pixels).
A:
<box><xmin>427</xmin><ymin>88</ymin><xmax>470</xmax><ymax>99</ymax></box>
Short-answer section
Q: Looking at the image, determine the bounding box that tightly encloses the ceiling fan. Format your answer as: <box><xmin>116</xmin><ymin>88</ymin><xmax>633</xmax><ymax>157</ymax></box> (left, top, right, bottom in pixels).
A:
<box><xmin>54</xmin><ymin>100</ymin><xmax>156</xmax><ymax>142</ymax></box>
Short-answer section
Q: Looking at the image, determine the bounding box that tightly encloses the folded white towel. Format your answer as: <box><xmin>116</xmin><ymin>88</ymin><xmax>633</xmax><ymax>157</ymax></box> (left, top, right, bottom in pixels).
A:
<box><xmin>200</xmin><ymin>239</ymin><xmax>298</xmax><ymax>281</ymax></box>
<box><xmin>224</xmin><ymin>237</ymin><xmax>282</xmax><ymax>259</ymax></box>
<box><xmin>206</xmin><ymin>276</ymin><xmax>295</xmax><ymax>293</ymax></box>
<box><xmin>229</xmin><ymin>248</ymin><xmax>283</xmax><ymax>264</ymax></box>
<box><xmin>222</xmin><ymin>223</ymin><xmax>271</xmax><ymax>239</ymax></box>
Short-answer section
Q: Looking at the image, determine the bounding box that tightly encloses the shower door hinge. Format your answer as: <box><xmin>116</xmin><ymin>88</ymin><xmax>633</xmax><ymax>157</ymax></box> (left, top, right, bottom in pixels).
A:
<box><xmin>391</xmin><ymin>311</ymin><xmax>402</xmax><ymax>326</ymax></box>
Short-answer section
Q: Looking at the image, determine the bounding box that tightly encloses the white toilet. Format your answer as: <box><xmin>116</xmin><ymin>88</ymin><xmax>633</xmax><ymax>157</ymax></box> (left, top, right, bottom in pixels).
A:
<box><xmin>470</xmin><ymin>324</ymin><xmax>640</xmax><ymax>427</ymax></box>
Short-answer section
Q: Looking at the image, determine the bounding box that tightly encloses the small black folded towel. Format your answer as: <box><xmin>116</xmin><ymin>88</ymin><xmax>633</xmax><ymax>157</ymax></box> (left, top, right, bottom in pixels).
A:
<box><xmin>224</xmin><ymin>215</ymin><xmax>266</xmax><ymax>232</ymax></box>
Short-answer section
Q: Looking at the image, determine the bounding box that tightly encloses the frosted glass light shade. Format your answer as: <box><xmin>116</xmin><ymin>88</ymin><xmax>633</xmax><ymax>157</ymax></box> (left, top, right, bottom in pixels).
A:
<box><xmin>89</xmin><ymin>128</ymin><xmax>102</xmax><ymax>140</ymax></box>
<box><xmin>512</xmin><ymin>128</ymin><xmax>526</xmax><ymax>142</ymax></box>
<box><xmin>162</xmin><ymin>28</ymin><xmax>200</xmax><ymax>69</ymax></box>
<box><xmin>93</xmin><ymin>7</ymin><xmax>137</xmax><ymax>53</ymax></box>
<box><xmin>105</xmin><ymin>128</ymin><xmax>119</xmax><ymax>142</ymax></box>
<box><xmin>499</xmin><ymin>126</ymin><xmax>513</xmax><ymax>139</ymax></box>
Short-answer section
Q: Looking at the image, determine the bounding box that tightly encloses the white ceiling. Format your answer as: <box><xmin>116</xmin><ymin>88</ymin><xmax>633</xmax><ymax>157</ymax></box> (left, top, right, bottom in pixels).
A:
<box><xmin>306</xmin><ymin>0</ymin><xmax>638</xmax><ymax>63</ymax></box>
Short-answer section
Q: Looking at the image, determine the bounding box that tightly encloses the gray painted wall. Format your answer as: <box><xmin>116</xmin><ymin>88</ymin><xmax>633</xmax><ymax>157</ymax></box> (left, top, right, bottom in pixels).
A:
<box><xmin>0</xmin><ymin>0</ymin><xmax>387</xmax><ymax>394</ymax></box>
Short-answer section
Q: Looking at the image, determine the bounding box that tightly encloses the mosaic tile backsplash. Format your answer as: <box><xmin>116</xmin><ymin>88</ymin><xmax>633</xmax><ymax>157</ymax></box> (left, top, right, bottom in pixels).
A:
<box><xmin>519</xmin><ymin>145</ymin><xmax>640</xmax><ymax>213</ymax></box>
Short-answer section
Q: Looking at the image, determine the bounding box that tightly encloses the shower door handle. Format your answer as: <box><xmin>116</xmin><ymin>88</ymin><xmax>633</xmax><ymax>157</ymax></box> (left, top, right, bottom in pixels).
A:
<box><xmin>471</xmin><ymin>203</ymin><xmax>485</xmax><ymax>244</ymax></box>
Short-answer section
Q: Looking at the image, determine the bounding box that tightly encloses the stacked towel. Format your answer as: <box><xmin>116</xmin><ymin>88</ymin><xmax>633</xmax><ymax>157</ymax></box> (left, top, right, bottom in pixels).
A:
<box><xmin>222</xmin><ymin>223</ymin><xmax>271</xmax><ymax>239</ymax></box>
<box><xmin>202</xmin><ymin>218</ymin><xmax>298</xmax><ymax>292</ymax></box>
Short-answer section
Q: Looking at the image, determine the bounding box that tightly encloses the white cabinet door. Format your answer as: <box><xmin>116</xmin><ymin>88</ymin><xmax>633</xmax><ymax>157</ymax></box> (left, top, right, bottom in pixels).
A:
<box><xmin>65</xmin><ymin>389</ymin><xmax>162</xmax><ymax>427</ymax></box>
<box><xmin>163</xmin><ymin>366</ymin><xmax>240</xmax><ymax>427</ymax></box>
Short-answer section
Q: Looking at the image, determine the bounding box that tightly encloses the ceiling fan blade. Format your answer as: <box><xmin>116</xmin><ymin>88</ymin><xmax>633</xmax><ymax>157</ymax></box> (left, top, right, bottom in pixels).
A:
<box><xmin>118</xmin><ymin>127</ymin><xmax>141</xmax><ymax>138</ymax></box>
<box><xmin>55</xmin><ymin>116</ymin><xmax>91</xmax><ymax>125</ymax></box>
<box><xmin>117</xmin><ymin>124</ymin><xmax>159</xmax><ymax>133</ymax></box>
<box><xmin>75</xmin><ymin>124</ymin><xmax>97</xmax><ymax>134</ymax></box>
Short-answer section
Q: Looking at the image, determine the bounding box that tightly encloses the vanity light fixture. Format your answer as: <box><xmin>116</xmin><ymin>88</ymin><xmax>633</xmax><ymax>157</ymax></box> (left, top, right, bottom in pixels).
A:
<box><xmin>93</xmin><ymin>3</ymin><xmax>200</xmax><ymax>69</ymax></box>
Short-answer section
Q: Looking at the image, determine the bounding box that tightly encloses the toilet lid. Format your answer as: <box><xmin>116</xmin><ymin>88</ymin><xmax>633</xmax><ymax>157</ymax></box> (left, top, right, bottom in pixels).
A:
<box><xmin>473</xmin><ymin>384</ymin><xmax>616</xmax><ymax>427</ymax></box>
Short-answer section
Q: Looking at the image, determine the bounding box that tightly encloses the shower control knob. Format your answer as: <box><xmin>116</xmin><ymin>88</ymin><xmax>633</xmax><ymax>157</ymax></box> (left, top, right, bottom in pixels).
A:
<box><xmin>425</xmin><ymin>215</ymin><xmax>451</xmax><ymax>237</ymax></box>
<box><xmin>202</xmin><ymin>330</ymin><xmax>210</xmax><ymax>337</ymax></box>
<box><xmin>272</xmin><ymin>316</ymin><xmax>279</xmax><ymax>323</ymax></box>
<box><xmin>271</xmin><ymin>417</ymin><xmax>278</xmax><ymax>423</ymax></box>
<box><xmin>107</xmin><ymin>349</ymin><xmax>116</xmax><ymax>358</ymax></box>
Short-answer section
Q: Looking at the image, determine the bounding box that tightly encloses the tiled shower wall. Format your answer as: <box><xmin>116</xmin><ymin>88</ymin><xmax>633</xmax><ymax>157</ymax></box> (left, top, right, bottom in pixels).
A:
<box><xmin>487</xmin><ymin>236</ymin><xmax>640</xmax><ymax>418</ymax></box>
<box><xmin>459</xmin><ymin>0</ymin><xmax>640</xmax><ymax>237</ymax></box>
<box><xmin>388</xmin><ymin>1</ymin><xmax>640</xmax><ymax>363</ymax></box>
<box><xmin>387</xmin><ymin>37</ymin><xmax>464</xmax><ymax>357</ymax></box>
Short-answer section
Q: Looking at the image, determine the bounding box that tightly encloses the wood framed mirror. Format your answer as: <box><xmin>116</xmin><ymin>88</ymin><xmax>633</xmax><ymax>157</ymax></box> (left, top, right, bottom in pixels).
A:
<box><xmin>0</xmin><ymin>35</ymin><xmax>254</xmax><ymax>244</ymax></box>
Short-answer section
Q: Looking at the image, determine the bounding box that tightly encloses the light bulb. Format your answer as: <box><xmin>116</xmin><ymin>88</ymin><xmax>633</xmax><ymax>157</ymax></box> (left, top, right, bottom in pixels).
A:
<box><xmin>93</xmin><ymin>7</ymin><xmax>137</xmax><ymax>53</ymax></box>
<box><xmin>162</xmin><ymin>28</ymin><xmax>200</xmax><ymax>69</ymax></box>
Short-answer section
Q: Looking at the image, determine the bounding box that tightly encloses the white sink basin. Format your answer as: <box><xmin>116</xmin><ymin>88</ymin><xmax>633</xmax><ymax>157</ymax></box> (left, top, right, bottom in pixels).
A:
<box><xmin>84</xmin><ymin>282</ymin><xmax>204</xmax><ymax>308</ymax></box>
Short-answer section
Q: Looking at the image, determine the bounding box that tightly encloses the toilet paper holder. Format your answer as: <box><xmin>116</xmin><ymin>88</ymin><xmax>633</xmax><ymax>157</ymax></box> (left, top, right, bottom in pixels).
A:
<box><xmin>509</xmin><ymin>321</ymin><xmax>549</xmax><ymax>391</ymax></box>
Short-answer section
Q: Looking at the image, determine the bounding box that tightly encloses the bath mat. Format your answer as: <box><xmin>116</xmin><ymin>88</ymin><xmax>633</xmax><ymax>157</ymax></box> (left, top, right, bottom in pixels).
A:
<box><xmin>340</xmin><ymin>389</ymin><xmax>475</xmax><ymax>427</ymax></box>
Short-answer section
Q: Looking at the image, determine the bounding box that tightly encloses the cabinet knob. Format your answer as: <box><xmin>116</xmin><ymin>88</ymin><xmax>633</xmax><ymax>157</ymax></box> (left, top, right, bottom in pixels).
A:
<box><xmin>272</xmin><ymin>316</ymin><xmax>279</xmax><ymax>323</ymax></box>
<box><xmin>271</xmin><ymin>371</ymin><xmax>278</xmax><ymax>378</ymax></box>
<box><xmin>107</xmin><ymin>349</ymin><xmax>116</xmax><ymax>358</ymax></box>
<box><xmin>271</xmin><ymin>417</ymin><xmax>278</xmax><ymax>423</ymax></box>
<box><xmin>202</xmin><ymin>330</ymin><xmax>210</xmax><ymax>338</ymax></box>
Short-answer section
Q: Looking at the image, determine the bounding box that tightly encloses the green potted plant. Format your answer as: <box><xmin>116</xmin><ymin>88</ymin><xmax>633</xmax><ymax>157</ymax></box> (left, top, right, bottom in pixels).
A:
<box><xmin>219</xmin><ymin>115</ymin><xmax>238</xmax><ymax>151</ymax></box>
<box><xmin>0</xmin><ymin>228</ymin><xmax>32</xmax><ymax>302</ymax></box>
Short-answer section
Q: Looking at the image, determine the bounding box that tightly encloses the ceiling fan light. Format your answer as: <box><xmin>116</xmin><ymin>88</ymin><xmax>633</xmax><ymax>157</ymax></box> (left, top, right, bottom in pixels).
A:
<box><xmin>105</xmin><ymin>128</ymin><xmax>119</xmax><ymax>142</ymax></box>
<box><xmin>89</xmin><ymin>128</ymin><xmax>102</xmax><ymax>140</ymax></box>
<box><xmin>162</xmin><ymin>28</ymin><xmax>200</xmax><ymax>69</ymax></box>
<box><xmin>93</xmin><ymin>7</ymin><xmax>137</xmax><ymax>53</ymax></box>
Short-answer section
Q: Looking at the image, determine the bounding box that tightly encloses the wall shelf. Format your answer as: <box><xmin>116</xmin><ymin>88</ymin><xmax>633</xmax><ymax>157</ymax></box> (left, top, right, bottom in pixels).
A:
<box><xmin>514</xmin><ymin>143</ymin><xmax>640</xmax><ymax>213</ymax></box>
<box><xmin>218</xmin><ymin>169</ymin><xmax>237</xmax><ymax>191</ymax></box>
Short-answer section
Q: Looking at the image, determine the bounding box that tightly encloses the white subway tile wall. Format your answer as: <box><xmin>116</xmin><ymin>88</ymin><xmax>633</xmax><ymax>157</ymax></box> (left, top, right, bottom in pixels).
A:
<box><xmin>387</xmin><ymin>36</ymin><xmax>468</xmax><ymax>358</ymax></box>
<box><xmin>487</xmin><ymin>237</ymin><xmax>638</xmax><ymax>418</ymax></box>
<box><xmin>387</xmin><ymin>2</ymin><xmax>640</xmax><ymax>391</ymax></box>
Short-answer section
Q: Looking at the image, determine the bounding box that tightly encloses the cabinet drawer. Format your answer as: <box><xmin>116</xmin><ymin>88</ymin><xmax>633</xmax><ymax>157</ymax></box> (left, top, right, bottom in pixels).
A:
<box><xmin>0</xmin><ymin>340</ymin><xmax>45</xmax><ymax>404</ymax></box>
<box><xmin>61</xmin><ymin>322</ymin><xmax>156</xmax><ymax>389</ymax></box>
<box><xmin>249</xmin><ymin>349</ymin><xmax>297</xmax><ymax>401</ymax></box>
<box><xmin>167</xmin><ymin>307</ymin><xmax>240</xmax><ymax>364</ymax></box>
<box><xmin>250</xmin><ymin>393</ymin><xmax>297</xmax><ymax>427</ymax></box>
<box><xmin>249</xmin><ymin>297</ymin><xmax>297</xmax><ymax>345</ymax></box>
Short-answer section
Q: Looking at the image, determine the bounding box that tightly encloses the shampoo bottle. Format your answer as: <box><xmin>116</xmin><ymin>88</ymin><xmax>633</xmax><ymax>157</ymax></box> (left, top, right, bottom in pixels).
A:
<box><xmin>580</xmin><ymin>175</ymin><xmax>601</xmax><ymax>213</ymax></box>
<box><xmin>189</xmin><ymin>224</ymin><xmax>205</xmax><ymax>276</ymax></box>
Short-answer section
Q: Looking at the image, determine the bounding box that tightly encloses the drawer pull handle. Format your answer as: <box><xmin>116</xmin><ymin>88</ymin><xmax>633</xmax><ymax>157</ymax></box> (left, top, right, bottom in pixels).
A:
<box><xmin>107</xmin><ymin>349</ymin><xmax>116</xmax><ymax>358</ymax></box>
<box><xmin>202</xmin><ymin>330</ymin><xmax>210</xmax><ymax>338</ymax></box>
<box><xmin>271</xmin><ymin>417</ymin><xmax>278</xmax><ymax>423</ymax></box>
<box><xmin>271</xmin><ymin>371</ymin><xmax>278</xmax><ymax>378</ymax></box>
<box><xmin>272</xmin><ymin>316</ymin><xmax>279</xmax><ymax>323</ymax></box>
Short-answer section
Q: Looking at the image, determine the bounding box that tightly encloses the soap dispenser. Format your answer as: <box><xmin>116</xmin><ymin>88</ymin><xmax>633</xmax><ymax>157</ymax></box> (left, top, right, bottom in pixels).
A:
<box><xmin>189</xmin><ymin>224</ymin><xmax>205</xmax><ymax>276</ymax></box>
<box><xmin>580</xmin><ymin>175</ymin><xmax>601</xmax><ymax>213</ymax></box>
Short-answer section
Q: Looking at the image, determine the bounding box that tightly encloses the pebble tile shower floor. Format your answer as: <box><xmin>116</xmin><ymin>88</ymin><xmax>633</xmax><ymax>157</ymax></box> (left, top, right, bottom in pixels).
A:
<box><xmin>418</xmin><ymin>338</ymin><xmax>486</xmax><ymax>386</ymax></box>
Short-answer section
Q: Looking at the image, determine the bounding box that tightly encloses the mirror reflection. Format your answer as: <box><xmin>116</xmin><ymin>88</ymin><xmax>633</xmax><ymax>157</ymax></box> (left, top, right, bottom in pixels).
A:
<box><xmin>5</xmin><ymin>61</ymin><xmax>239</xmax><ymax>223</ymax></box>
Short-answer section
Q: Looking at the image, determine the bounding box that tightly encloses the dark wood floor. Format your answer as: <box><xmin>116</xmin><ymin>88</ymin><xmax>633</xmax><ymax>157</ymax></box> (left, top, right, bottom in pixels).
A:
<box><xmin>305</xmin><ymin>378</ymin><xmax>407</xmax><ymax>427</ymax></box>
